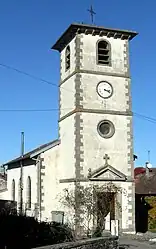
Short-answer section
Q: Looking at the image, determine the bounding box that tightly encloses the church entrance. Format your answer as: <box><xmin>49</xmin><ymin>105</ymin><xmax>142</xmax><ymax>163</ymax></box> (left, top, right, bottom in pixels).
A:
<box><xmin>97</xmin><ymin>192</ymin><xmax>115</xmax><ymax>232</ymax></box>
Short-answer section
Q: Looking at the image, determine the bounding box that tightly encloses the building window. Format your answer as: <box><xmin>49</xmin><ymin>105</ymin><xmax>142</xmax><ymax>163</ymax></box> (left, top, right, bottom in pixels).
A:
<box><xmin>97</xmin><ymin>40</ymin><xmax>111</xmax><ymax>66</ymax></box>
<box><xmin>12</xmin><ymin>179</ymin><xmax>15</xmax><ymax>201</ymax></box>
<box><xmin>65</xmin><ymin>45</ymin><xmax>70</xmax><ymax>71</ymax></box>
<box><xmin>97</xmin><ymin>120</ymin><xmax>115</xmax><ymax>139</ymax></box>
<box><xmin>26</xmin><ymin>176</ymin><xmax>31</xmax><ymax>209</ymax></box>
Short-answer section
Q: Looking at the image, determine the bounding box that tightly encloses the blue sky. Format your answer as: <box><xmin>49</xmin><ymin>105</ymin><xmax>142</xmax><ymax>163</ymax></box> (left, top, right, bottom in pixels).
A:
<box><xmin>0</xmin><ymin>0</ymin><xmax>155</xmax><ymax>166</ymax></box>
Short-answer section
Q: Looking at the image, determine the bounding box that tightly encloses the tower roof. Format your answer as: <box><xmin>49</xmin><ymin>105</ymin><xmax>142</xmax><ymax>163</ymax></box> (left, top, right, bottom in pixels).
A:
<box><xmin>52</xmin><ymin>23</ymin><xmax>138</xmax><ymax>52</ymax></box>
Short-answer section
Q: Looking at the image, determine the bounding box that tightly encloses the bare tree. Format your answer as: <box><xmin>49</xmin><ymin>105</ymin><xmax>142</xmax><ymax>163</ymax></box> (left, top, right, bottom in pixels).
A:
<box><xmin>60</xmin><ymin>182</ymin><xmax>124</xmax><ymax>237</ymax></box>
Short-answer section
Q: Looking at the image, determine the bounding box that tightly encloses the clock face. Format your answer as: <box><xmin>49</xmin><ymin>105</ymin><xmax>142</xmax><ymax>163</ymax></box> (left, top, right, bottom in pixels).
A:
<box><xmin>97</xmin><ymin>81</ymin><xmax>113</xmax><ymax>99</ymax></box>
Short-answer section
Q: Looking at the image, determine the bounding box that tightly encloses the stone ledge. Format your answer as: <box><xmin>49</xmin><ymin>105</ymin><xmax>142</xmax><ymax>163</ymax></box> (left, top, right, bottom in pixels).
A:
<box><xmin>33</xmin><ymin>236</ymin><xmax>118</xmax><ymax>249</ymax></box>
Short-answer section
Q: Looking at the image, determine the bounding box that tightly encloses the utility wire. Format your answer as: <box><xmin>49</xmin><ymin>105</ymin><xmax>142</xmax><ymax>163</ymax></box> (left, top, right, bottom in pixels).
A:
<box><xmin>134</xmin><ymin>112</ymin><xmax>156</xmax><ymax>124</ymax></box>
<box><xmin>0</xmin><ymin>63</ymin><xmax>156</xmax><ymax>124</ymax></box>
<box><xmin>0</xmin><ymin>63</ymin><xmax>55</xmax><ymax>86</ymax></box>
<box><xmin>0</xmin><ymin>62</ymin><xmax>74</xmax><ymax>93</ymax></box>
<box><xmin>0</xmin><ymin>108</ymin><xmax>72</xmax><ymax>112</ymax></box>
<box><xmin>0</xmin><ymin>108</ymin><xmax>155</xmax><ymax>126</ymax></box>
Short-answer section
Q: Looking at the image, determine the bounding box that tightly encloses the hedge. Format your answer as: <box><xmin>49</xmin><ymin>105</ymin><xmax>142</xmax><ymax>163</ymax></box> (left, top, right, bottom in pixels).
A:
<box><xmin>0</xmin><ymin>213</ymin><xmax>73</xmax><ymax>249</ymax></box>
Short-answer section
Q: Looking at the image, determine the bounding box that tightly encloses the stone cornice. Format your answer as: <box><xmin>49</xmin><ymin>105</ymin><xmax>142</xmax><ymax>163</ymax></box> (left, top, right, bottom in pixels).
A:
<box><xmin>52</xmin><ymin>23</ymin><xmax>138</xmax><ymax>52</ymax></box>
<box><xmin>59</xmin><ymin>108</ymin><xmax>133</xmax><ymax>122</ymax></box>
<box><xmin>60</xmin><ymin>69</ymin><xmax>130</xmax><ymax>86</ymax></box>
<box><xmin>59</xmin><ymin>177</ymin><xmax>134</xmax><ymax>183</ymax></box>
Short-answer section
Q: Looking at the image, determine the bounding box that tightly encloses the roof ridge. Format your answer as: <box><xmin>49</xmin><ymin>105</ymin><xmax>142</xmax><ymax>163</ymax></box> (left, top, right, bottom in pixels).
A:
<box><xmin>3</xmin><ymin>139</ymin><xmax>60</xmax><ymax>166</ymax></box>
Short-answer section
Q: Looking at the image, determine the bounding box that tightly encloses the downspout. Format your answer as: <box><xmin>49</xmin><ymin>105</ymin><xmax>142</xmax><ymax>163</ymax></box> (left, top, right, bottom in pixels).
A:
<box><xmin>38</xmin><ymin>156</ymin><xmax>41</xmax><ymax>222</ymax></box>
<box><xmin>32</xmin><ymin>156</ymin><xmax>41</xmax><ymax>221</ymax></box>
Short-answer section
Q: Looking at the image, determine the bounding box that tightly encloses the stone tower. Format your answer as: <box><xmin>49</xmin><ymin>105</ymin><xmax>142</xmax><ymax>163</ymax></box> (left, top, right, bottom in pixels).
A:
<box><xmin>52</xmin><ymin>23</ymin><xmax>138</xmax><ymax>233</ymax></box>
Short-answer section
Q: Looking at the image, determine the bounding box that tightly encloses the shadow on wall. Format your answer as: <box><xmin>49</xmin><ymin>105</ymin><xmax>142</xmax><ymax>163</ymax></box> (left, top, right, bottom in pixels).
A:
<box><xmin>135</xmin><ymin>195</ymin><xmax>152</xmax><ymax>233</ymax></box>
<box><xmin>0</xmin><ymin>199</ymin><xmax>17</xmax><ymax>214</ymax></box>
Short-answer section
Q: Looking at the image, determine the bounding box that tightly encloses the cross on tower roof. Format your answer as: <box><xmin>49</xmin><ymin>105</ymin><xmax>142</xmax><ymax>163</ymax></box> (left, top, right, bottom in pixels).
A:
<box><xmin>87</xmin><ymin>5</ymin><xmax>96</xmax><ymax>24</ymax></box>
<box><xmin>103</xmin><ymin>154</ymin><xmax>110</xmax><ymax>165</ymax></box>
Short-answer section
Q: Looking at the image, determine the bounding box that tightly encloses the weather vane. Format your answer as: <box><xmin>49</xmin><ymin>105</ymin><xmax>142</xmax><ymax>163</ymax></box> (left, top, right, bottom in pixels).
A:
<box><xmin>87</xmin><ymin>4</ymin><xmax>96</xmax><ymax>24</ymax></box>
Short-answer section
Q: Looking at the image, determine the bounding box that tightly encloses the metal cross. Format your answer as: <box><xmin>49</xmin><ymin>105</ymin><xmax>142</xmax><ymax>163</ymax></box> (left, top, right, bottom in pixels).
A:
<box><xmin>103</xmin><ymin>154</ymin><xmax>110</xmax><ymax>165</ymax></box>
<box><xmin>87</xmin><ymin>5</ymin><xmax>96</xmax><ymax>24</ymax></box>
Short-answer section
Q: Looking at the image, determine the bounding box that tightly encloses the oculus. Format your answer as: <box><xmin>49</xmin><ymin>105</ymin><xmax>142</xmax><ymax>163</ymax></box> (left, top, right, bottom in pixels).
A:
<box><xmin>97</xmin><ymin>120</ymin><xmax>115</xmax><ymax>138</ymax></box>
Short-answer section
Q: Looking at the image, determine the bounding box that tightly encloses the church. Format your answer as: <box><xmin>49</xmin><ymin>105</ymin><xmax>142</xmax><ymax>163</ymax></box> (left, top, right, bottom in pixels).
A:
<box><xmin>0</xmin><ymin>22</ymin><xmax>138</xmax><ymax>234</ymax></box>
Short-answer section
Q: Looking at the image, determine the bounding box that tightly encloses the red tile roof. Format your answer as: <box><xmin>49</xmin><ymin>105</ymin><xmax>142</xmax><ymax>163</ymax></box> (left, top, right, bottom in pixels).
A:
<box><xmin>135</xmin><ymin>167</ymin><xmax>156</xmax><ymax>195</ymax></box>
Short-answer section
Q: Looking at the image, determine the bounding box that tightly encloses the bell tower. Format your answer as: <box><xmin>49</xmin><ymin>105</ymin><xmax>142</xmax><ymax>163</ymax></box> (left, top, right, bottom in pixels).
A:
<box><xmin>52</xmin><ymin>23</ymin><xmax>138</xmax><ymax>232</ymax></box>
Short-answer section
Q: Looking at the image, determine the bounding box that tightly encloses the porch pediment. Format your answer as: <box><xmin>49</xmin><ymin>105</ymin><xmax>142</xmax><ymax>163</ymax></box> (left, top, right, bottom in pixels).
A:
<box><xmin>88</xmin><ymin>165</ymin><xmax>127</xmax><ymax>181</ymax></box>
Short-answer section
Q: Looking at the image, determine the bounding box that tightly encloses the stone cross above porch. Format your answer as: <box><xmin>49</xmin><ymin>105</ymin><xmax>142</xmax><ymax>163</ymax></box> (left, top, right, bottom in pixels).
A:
<box><xmin>103</xmin><ymin>154</ymin><xmax>110</xmax><ymax>166</ymax></box>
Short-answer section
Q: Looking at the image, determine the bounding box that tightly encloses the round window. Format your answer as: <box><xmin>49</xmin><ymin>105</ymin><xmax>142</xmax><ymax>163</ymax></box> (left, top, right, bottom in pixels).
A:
<box><xmin>97</xmin><ymin>120</ymin><xmax>115</xmax><ymax>138</ymax></box>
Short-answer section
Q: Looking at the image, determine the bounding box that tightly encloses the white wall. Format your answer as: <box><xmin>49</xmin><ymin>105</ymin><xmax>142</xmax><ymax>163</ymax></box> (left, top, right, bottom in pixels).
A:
<box><xmin>7</xmin><ymin>164</ymin><xmax>37</xmax><ymax>212</ymax></box>
<box><xmin>81</xmin><ymin>34</ymin><xmax>127</xmax><ymax>74</ymax></box>
<box><xmin>60</xmin><ymin>37</ymin><xmax>76</xmax><ymax>81</ymax></box>
<box><xmin>40</xmin><ymin>144</ymin><xmax>77</xmax><ymax>225</ymax></box>
<box><xmin>80</xmin><ymin>74</ymin><xmax>129</xmax><ymax>112</ymax></box>
<box><xmin>0</xmin><ymin>189</ymin><xmax>8</xmax><ymax>200</ymax></box>
<box><xmin>40</xmin><ymin>145</ymin><xmax>60</xmax><ymax>221</ymax></box>
<box><xmin>82</xmin><ymin>112</ymin><xmax>131</xmax><ymax>177</ymax></box>
<box><xmin>59</xmin><ymin>115</ymin><xmax>75</xmax><ymax>179</ymax></box>
<box><xmin>59</xmin><ymin>75</ymin><xmax>76</xmax><ymax>118</ymax></box>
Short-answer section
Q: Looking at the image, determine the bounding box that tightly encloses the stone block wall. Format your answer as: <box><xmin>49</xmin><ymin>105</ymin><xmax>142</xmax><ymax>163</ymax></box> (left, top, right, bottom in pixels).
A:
<box><xmin>32</xmin><ymin>236</ymin><xmax>118</xmax><ymax>249</ymax></box>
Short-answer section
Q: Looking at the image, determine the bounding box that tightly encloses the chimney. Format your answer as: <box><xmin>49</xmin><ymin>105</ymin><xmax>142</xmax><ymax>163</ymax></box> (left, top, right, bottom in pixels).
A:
<box><xmin>145</xmin><ymin>162</ymin><xmax>150</xmax><ymax>177</ymax></box>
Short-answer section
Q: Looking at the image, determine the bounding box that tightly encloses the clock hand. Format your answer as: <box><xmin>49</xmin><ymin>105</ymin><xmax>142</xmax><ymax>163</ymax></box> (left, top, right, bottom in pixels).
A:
<box><xmin>104</xmin><ymin>89</ymin><xmax>110</xmax><ymax>93</ymax></box>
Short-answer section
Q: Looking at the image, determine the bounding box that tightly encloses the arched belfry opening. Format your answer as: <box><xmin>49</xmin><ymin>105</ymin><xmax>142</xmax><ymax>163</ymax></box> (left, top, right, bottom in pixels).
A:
<box><xmin>97</xmin><ymin>40</ymin><xmax>111</xmax><ymax>66</ymax></box>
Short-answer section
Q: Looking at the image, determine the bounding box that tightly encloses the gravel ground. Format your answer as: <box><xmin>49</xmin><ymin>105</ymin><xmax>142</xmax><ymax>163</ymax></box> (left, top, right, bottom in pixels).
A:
<box><xmin>119</xmin><ymin>231</ymin><xmax>156</xmax><ymax>241</ymax></box>
<box><xmin>119</xmin><ymin>232</ymin><xmax>156</xmax><ymax>249</ymax></box>
<box><xmin>119</xmin><ymin>237</ymin><xmax>156</xmax><ymax>249</ymax></box>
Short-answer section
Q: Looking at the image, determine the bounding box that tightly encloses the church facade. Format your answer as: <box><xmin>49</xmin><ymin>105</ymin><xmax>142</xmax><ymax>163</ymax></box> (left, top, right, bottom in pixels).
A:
<box><xmin>1</xmin><ymin>23</ymin><xmax>138</xmax><ymax>233</ymax></box>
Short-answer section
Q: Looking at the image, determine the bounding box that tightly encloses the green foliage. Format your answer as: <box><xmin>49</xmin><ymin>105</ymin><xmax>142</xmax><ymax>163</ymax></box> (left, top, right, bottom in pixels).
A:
<box><xmin>92</xmin><ymin>226</ymin><xmax>102</xmax><ymax>237</ymax></box>
<box><xmin>0</xmin><ymin>213</ymin><xmax>73</xmax><ymax>249</ymax></box>
<box><xmin>145</xmin><ymin>196</ymin><xmax>156</xmax><ymax>230</ymax></box>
